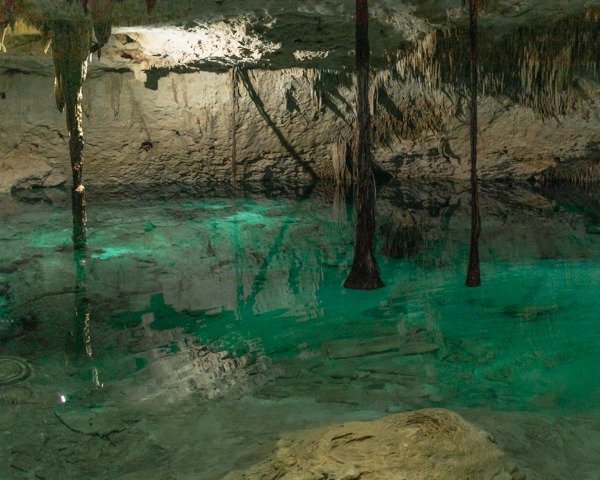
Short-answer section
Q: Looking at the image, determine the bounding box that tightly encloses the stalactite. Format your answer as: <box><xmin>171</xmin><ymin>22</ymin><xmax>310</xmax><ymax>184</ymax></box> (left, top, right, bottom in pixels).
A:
<box><xmin>50</xmin><ymin>19</ymin><xmax>92</xmax><ymax>249</ymax></box>
<box><xmin>332</xmin><ymin>183</ymin><xmax>350</xmax><ymax>226</ymax></box>
<box><xmin>466</xmin><ymin>0</ymin><xmax>481</xmax><ymax>288</ymax></box>
<box><xmin>331</xmin><ymin>141</ymin><xmax>352</xmax><ymax>186</ymax></box>
<box><xmin>344</xmin><ymin>0</ymin><xmax>384</xmax><ymax>291</ymax></box>
<box><xmin>394</xmin><ymin>30</ymin><xmax>439</xmax><ymax>89</ymax></box>
<box><xmin>313</xmin><ymin>72</ymin><xmax>322</xmax><ymax>111</ymax></box>
<box><xmin>302</xmin><ymin>68</ymin><xmax>339</xmax><ymax>111</ymax></box>
<box><xmin>145</xmin><ymin>0</ymin><xmax>157</xmax><ymax>13</ymax></box>
<box><xmin>0</xmin><ymin>0</ymin><xmax>15</xmax><ymax>52</ymax></box>
<box><xmin>542</xmin><ymin>161</ymin><xmax>600</xmax><ymax>185</ymax></box>
<box><xmin>89</xmin><ymin>0</ymin><xmax>114</xmax><ymax>57</ymax></box>
<box><xmin>372</xmin><ymin>87</ymin><xmax>452</xmax><ymax>147</ymax></box>
<box><xmin>369</xmin><ymin>73</ymin><xmax>381</xmax><ymax>117</ymax></box>
<box><xmin>0</xmin><ymin>25</ymin><xmax>7</xmax><ymax>52</ymax></box>
<box><xmin>387</xmin><ymin>11</ymin><xmax>598</xmax><ymax>118</ymax></box>
<box><xmin>106</xmin><ymin>73</ymin><xmax>123</xmax><ymax>117</ymax></box>
<box><xmin>229</xmin><ymin>66</ymin><xmax>239</xmax><ymax>185</ymax></box>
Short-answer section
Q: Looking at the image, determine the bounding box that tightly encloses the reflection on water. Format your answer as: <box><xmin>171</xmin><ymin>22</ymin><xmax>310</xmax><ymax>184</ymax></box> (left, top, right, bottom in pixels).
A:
<box><xmin>0</xmin><ymin>182</ymin><xmax>599</xmax><ymax>479</ymax></box>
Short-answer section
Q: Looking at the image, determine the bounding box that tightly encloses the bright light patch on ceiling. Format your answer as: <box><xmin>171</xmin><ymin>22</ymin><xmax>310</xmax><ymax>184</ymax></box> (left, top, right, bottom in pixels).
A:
<box><xmin>101</xmin><ymin>18</ymin><xmax>281</xmax><ymax>76</ymax></box>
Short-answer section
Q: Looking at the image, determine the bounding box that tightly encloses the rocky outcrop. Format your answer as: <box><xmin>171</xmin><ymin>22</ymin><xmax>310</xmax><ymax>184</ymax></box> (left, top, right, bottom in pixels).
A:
<box><xmin>224</xmin><ymin>409</ymin><xmax>525</xmax><ymax>480</ymax></box>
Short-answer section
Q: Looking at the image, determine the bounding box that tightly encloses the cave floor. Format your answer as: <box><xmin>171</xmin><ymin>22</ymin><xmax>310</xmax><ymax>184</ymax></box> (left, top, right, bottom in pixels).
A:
<box><xmin>0</xmin><ymin>182</ymin><xmax>599</xmax><ymax>479</ymax></box>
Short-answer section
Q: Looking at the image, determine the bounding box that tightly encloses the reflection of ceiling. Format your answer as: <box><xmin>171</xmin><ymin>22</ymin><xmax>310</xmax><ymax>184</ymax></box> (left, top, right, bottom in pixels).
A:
<box><xmin>112</xmin><ymin>314</ymin><xmax>278</xmax><ymax>404</ymax></box>
<box><xmin>3</xmin><ymin>2</ymin><xmax>598</xmax><ymax>115</ymax></box>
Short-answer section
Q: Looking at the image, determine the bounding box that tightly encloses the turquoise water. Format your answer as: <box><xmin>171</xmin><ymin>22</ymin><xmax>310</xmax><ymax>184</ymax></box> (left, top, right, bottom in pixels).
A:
<box><xmin>0</xmin><ymin>183</ymin><xmax>599</xmax><ymax>479</ymax></box>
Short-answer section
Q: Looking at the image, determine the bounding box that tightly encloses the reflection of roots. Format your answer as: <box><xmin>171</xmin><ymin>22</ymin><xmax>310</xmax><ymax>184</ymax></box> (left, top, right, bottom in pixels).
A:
<box><xmin>380</xmin><ymin>218</ymin><xmax>424</xmax><ymax>259</ymax></box>
<box><xmin>344</xmin><ymin>264</ymin><xmax>384</xmax><ymax>290</ymax></box>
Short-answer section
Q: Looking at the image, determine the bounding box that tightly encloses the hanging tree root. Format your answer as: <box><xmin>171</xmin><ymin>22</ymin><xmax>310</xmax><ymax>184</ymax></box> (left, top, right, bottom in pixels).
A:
<box><xmin>344</xmin><ymin>0</ymin><xmax>384</xmax><ymax>291</ymax></box>
<box><xmin>344</xmin><ymin>171</ymin><xmax>384</xmax><ymax>290</ymax></box>
<box><xmin>466</xmin><ymin>0</ymin><xmax>481</xmax><ymax>288</ymax></box>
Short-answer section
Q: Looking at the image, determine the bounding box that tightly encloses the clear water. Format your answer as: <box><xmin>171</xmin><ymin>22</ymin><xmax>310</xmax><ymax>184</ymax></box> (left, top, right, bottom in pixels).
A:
<box><xmin>0</xmin><ymin>183</ymin><xmax>599</xmax><ymax>479</ymax></box>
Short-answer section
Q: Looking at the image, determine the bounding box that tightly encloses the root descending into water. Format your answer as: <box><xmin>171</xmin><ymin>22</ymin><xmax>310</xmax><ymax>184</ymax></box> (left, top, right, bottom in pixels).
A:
<box><xmin>345</xmin><ymin>0</ymin><xmax>384</xmax><ymax>291</ymax></box>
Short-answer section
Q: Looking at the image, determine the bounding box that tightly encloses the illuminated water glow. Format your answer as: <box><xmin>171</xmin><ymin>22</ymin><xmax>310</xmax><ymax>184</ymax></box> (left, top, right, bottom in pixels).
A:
<box><xmin>0</xmin><ymin>184</ymin><xmax>598</xmax><ymax>478</ymax></box>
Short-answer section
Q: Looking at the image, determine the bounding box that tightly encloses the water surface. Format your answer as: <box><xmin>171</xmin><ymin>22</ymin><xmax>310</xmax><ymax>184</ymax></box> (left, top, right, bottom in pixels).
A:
<box><xmin>0</xmin><ymin>182</ymin><xmax>598</xmax><ymax>479</ymax></box>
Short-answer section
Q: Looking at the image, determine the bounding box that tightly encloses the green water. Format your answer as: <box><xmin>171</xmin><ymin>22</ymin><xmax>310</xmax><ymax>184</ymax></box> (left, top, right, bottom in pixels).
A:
<box><xmin>0</xmin><ymin>183</ymin><xmax>599</xmax><ymax>479</ymax></box>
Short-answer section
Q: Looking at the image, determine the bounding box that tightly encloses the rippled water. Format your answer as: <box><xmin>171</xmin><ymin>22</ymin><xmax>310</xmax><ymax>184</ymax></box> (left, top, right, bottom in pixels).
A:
<box><xmin>0</xmin><ymin>182</ymin><xmax>599</xmax><ymax>479</ymax></box>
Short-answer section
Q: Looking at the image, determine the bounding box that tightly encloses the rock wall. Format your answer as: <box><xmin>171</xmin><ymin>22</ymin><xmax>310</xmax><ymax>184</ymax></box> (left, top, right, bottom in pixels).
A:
<box><xmin>0</xmin><ymin>67</ymin><xmax>348</xmax><ymax>191</ymax></box>
<box><xmin>0</xmin><ymin>2</ymin><xmax>598</xmax><ymax>191</ymax></box>
<box><xmin>1</xmin><ymin>63</ymin><xmax>598</xmax><ymax>192</ymax></box>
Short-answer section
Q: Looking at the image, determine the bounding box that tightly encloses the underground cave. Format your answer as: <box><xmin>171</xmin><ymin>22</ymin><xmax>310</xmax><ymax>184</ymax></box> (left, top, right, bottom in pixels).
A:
<box><xmin>0</xmin><ymin>1</ymin><xmax>599</xmax><ymax>479</ymax></box>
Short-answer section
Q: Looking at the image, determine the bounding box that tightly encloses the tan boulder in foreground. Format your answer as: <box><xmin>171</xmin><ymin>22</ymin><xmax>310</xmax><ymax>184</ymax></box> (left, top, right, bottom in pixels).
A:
<box><xmin>224</xmin><ymin>409</ymin><xmax>526</xmax><ymax>480</ymax></box>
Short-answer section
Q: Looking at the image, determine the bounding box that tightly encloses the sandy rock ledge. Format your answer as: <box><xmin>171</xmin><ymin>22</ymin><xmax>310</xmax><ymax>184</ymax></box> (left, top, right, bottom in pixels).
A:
<box><xmin>224</xmin><ymin>408</ymin><xmax>525</xmax><ymax>480</ymax></box>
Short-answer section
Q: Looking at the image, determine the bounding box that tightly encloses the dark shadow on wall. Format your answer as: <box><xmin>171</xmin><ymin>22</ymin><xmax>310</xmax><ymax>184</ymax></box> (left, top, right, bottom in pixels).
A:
<box><xmin>237</xmin><ymin>69</ymin><xmax>319</xmax><ymax>182</ymax></box>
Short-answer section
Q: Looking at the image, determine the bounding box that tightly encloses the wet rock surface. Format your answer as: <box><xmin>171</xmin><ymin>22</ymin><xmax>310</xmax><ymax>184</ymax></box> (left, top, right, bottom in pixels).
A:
<box><xmin>223</xmin><ymin>408</ymin><xmax>524</xmax><ymax>480</ymax></box>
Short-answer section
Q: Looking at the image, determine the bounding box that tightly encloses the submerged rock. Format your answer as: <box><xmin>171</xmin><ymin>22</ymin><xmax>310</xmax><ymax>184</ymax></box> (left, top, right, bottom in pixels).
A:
<box><xmin>0</xmin><ymin>384</ymin><xmax>33</xmax><ymax>406</ymax></box>
<box><xmin>224</xmin><ymin>409</ymin><xmax>525</xmax><ymax>480</ymax></box>
<box><xmin>501</xmin><ymin>304</ymin><xmax>562</xmax><ymax>321</ymax></box>
<box><xmin>324</xmin><ymin>332</ymin><xmax>440</xmax><ymax>359</ymax></box>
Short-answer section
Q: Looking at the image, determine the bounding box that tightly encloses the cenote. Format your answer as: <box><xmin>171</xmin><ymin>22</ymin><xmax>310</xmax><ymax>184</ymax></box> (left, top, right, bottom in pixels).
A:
<box><xmin>1</xmin><ymin>0</ymin><xmax>600</xmax><ymax>479</ymax></box>
<box><xmin>1</xmin><ymin>182</ymin><xmax>599</xmax><ymax>479</ymax></box>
